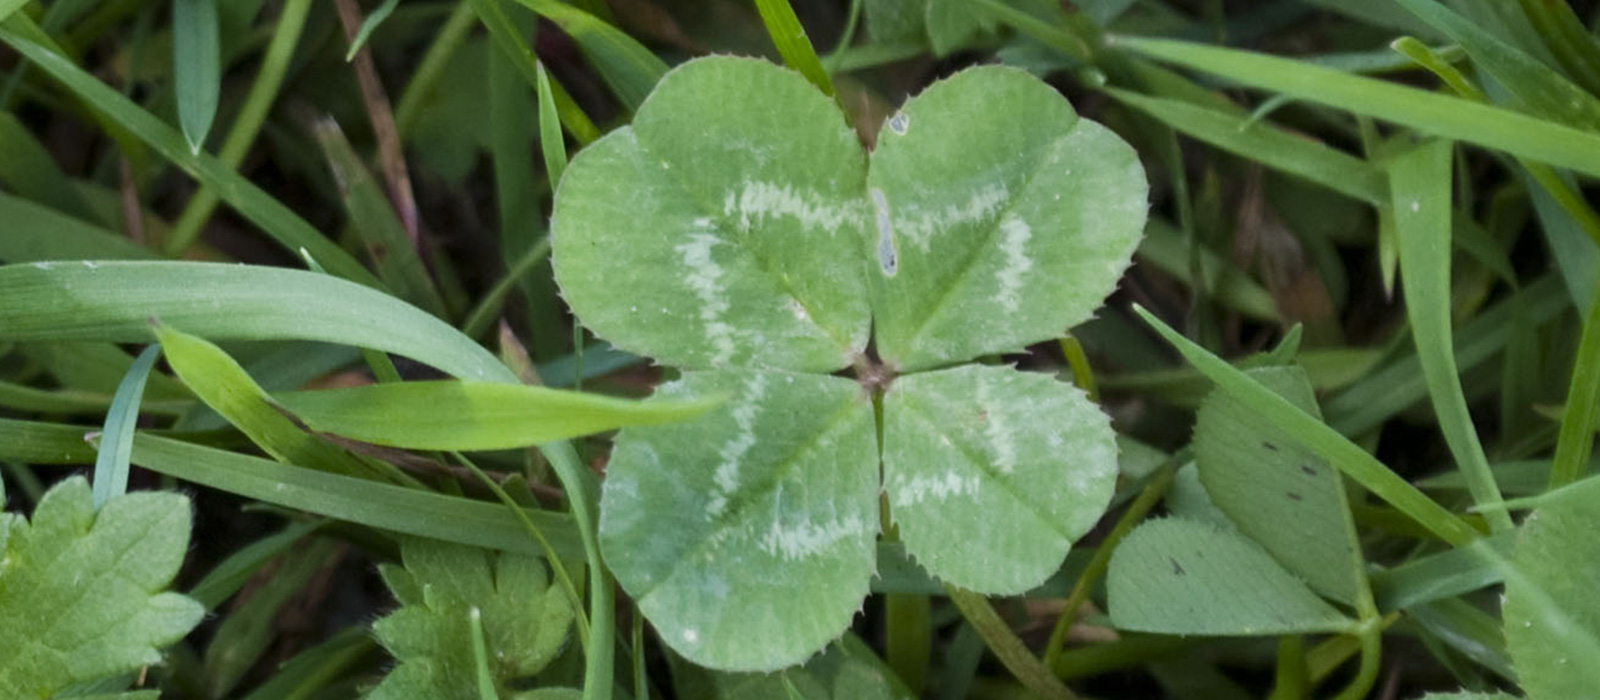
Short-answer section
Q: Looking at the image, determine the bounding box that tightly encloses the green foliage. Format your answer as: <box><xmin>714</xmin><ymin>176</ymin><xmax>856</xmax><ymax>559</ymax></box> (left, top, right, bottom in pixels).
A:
<box><xmin>367</xmin><ymin>538</ymin><xmax>574</xmax><ymax>700</ymax></box>
<box><xmin>0</xmin><ymin>477</ymin><xmax>203</xmax><ymax>698</ymax></box>
<box><xmin>1502</xmin><ymin>491</ymin><xmax>1600</xmax><ymax>700</ymax></box>
<box><xmin>553</xmin><ymin>55</ymin><xmax>1143</xmax><ymax>670</ymax></box>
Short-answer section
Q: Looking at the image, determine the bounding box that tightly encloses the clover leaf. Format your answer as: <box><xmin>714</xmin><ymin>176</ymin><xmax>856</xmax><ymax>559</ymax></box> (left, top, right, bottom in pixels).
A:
<box><xmin>551</xmin><ymin>56</ymin><xmax>1146</xmax><ymax>671</ymax></box>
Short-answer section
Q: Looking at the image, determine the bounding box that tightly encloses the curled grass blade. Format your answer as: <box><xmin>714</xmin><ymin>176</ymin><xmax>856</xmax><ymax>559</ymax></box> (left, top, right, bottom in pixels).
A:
<box><xmin>1389</xmin><ymin>140</ymin><xmax>1510</xmax><ymax>532</ymax></box>
<box><xmin>1117</xmin><ymin>36</ymin><xmax>1600</xmax><ymax>181</ymax></box>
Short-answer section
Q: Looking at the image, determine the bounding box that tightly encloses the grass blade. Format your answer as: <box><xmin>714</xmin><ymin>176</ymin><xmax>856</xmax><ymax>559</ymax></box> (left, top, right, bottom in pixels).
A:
<box><xmin>1389</xmin><ymin>140</ymin><xmax>1511</xmax><ymax>532</ymax></box>
<box><xmin>1117</xmin><ymin>36</ymin><xmax>1600</xmax><ymax>180</ymax></box>
<box><xmin>507</xmin><ymin>0</ymin><xmax>667</xmax><ymax>111</ymax></box>
<box><xmin>172</xmin><ymin>0</ymin><xmax>220</xmax><ymax>153</ymax></box>
<box><xmin>0</xmin><ymin>192</ymin><xmax>156</xmax><ymax>261</ymax></box>
<box><xmin>0</xmin><ymin>27</ymin><xmax>380</xmax><ymax>287</ymax></box>
<box><xmin>536</xmin><ymin>61</ymin><xmax>569</xmax><ymax>186</ymax></box>
<box><xmin>468</xmin><ymin>0</ymin><xmax>600</xmax><ymax>144</ymax></box>
<box><xmin>275</xmin><ymin>380</ymin><xmax>717</xmax><ymax>450</ymax></box>
<box><xmin>0</xmin><ymin>112</ymin><xmax>95</xmax><ymax>219</ymax></box>
<box><xmin>1549</xmin><ymin>282</ymin><xmax>1600</xmax><ymax>488</ymax></box>
<box><xmin>1109</xmin><ymin>89</ymin><xmax>1386</xmax><ymax>204</ymax></box>
<box><xmin>754</xmin><ymin>0</ymin><xmax>835</xmax><ymax>97</ymax></box>
<box><xmin>0</xmin><ymin>261</ymin><xmax>507</xmax><ymax>381</ymax></box>
<box><xmin>90</xmin><ymin>343</ymin><xmax>161</xmax><ymax>507</ymax></box>
<box><xmin>1133</xmin><ymin>304</ymin><xmax>1482</xmax><ymax>547</ymax></box>
<box><xmin>345</xmin><ymin>0</ymin><xmax>400</xmax><ymax>61</ymax></box>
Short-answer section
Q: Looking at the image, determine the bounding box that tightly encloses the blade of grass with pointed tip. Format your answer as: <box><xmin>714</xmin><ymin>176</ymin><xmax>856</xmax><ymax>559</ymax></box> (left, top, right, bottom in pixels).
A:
<box><xmin>275</xmin><ymin>380</ymin><xmax>717</xmax><ymax>451</ymax></box>
<box><xmin>345</xmin><ymin>0</ymin><xmax>400</xmax><ymax>61</ymax></box>
<box><xmin>173</xmin><ymin>0</ymin><xmax>220</xmax><ymax>153</ymax></box>
<box><xmin>90</xmin><ymin>344</ymin><xmax>162</xmax><ymax>508</ymax></box>
<box><xmin>1390</xmin><ymin>140</ymin><xmax>1511</xmax><ymax>532</ymax></box>
<box><xmin>1109</xmin><ymin>89</ymin><xmax>1386</xmax><ymax>205</ymax></box>
<box><xmin>313</xmin><ymin>119</ymin><xmax>447</xmax><ymax>318</ymax></box>
<box><xmin>0</xmin><ymin>193</ymin><xmax>155</xmax><ymax>262</ymax></box>
<box><xmin>0</xmin><ymin>28</ymin><xmax>379</xmax><ymax>287</ymax></box>
<box><xmin>1118</xmin><ymin>37</ymin><xmax>1600</xmax><ymax>181</ymax></box>
<box><xmin>754</xmin><ymin>0</ymin><xmax>835</xmax><ymax>97</ymax></box>
<box><xmin>536</xmin><ymin>61</ymin><xmax>568</xmax><ymax>186</ymax></box>
<box><xmin>0</xmin><ymin>261</ymin><xmax>507</xmax><ymax>381</ymax></box>
<box><xmin>1133</xmin><ymin>304</ymin><xmax>1482</xmax><ymax>546</ymax></box>
<box><xmin>506</xmin><ymin>0</ymin><xmax>666</xmax><ymax>111</ymax></box>
<box><xmin>156</xmin><ymin>324</ymin><xmax>383</xmax><ymax>479</ymax></box>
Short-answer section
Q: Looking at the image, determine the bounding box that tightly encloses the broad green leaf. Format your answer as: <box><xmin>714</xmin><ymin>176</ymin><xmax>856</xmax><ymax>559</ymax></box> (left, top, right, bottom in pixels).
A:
<box><xmin>1119</xmin><ymin>37</ymin><xmax>1600</xmax><ymax>181</ymax></box>
<box><xmin>1195</xmin><ymin>366</ymin><xmax>1367</xmax><ymax>607</ymax></box>
<box><xmin>600</xmin><ymin>370</ymin><xmax>878</xmax><ymax>671</ymax></box>
<box><xmin>0</xmin><ymin>262</ymin><xmax>510</xmax><ymax>382</ymax></box>
<box><xmin>1107</xmin><ymin>517</ymin><xmax>1354</xmax><ymax>636</ymax></box>
<box><xmin>1502</xmin><ymin>493</ymin><xmax>1600</xmax><ymax>700</ymax></box>
<box><xmin>0</xmin><ymin>30</ymin><xmax>379</xmax><ymax>287</ymax></box>
<box><xmin>863</xmin><ymin>0</ymin><xmax>928</xmax><ymax>43</ymax></box>
<box><xmin>925</xmin><ymin>0</ymin><xmax>989</xmax><ymax>56</ymax></box>
<box><xmin>367</xmin><ymin>538</ymin><xmax>574</xmax><ymax>699</ymax></box>
<box><xmin>157</xmin><ymin>325</ymin><xmax>378</xmax><ymax>479</ymax></box>
<box><xmin>274</xmin><ymin>379</ymin><xmax>719</xmax><ymax>450</ymax></box>
<box><xmin>868</xmin><ymin>65</ymin><xmax>1146</xmax><ymax>371</ymax></box>
<box><xmin>882</xmin><ymin>365</ymin><xmax>1116</xmax><ymax>593</ymax></box>
<box><xmin>1109</xmin><ymin>89</ymin><xmax>1386</xmax><ymax>205</ymax></box>
<box><xmin>0</xmin><ymin>477</ymin><xmax>203</xmax><ymax>698</ymax></box>
<box><xmin>552</xmin><ymin>57</ymin><xmax>870</xmax><ymax>373</ymax></box>
<box><xmin>173</xmin><ymin>0</ymin><xmax>220</xmax><ymax>153</ymax></box>
<box><xmin>90</xmin><ymin>344</ymin><xmax>161</xmax><ymax>507</ymax></box>
<box><xmin>1390</xmin><ymin>140</ymin><xmax>1510</xmax><ymax>530</ymax></box>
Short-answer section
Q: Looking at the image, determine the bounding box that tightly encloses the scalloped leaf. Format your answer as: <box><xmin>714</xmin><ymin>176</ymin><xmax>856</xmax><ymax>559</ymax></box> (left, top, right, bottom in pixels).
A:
<box><xmin>0</xmin><ymin>477</ymin><xmax>203</xmax><ymax>698</ymax></box>
<box><xmin>599</xmin><ymin>370</ymin><xmax>879</xmax><ymax>671</ymax></box>
<box><xmin>367</xmin><ymin>538</ymin><xmax>574</xmax><ymax>700</ymax></box>
<box><xmin>1107</xmin><ymin>517</ymin><xmax>1355</xmax><ymax>636</ymax></box>
<box><xmin>882</xmin><ymin>365</ymin><xmax>1116</xmax><ymax>593</ymax></box>
<box><xmin>551</xmin><ymin>57</ymin><xmax>871</xmax><ymax>373</ymax></box>
<box><xmin>867</xmin><ymin>65</ymin><xmax>1146</xmax><ymax>371</ymax></box>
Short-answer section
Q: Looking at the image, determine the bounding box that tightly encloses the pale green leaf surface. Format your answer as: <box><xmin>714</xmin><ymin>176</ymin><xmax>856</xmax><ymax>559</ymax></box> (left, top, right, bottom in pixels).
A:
<box><xmin>600</xmin><ymin>370</ymin><xmax>878</xmax><ymax>671</ymax></box>
<box><xmin>173</xmin><ymin>0</ymin><xmax>220</xmax><ymax>152</ymax></box>
<box><xmin>552</xmin><ymin>57</ymin><xmax>870</xmax><ymax>373</ymax></box>
<box><xmin>868</xmin><ymin>66</ymin><xmax>1146</xmax><ymax>371</ymax></box>
<box><xmin>91</xmin><ymin>344</ymin><xmax>161</xmax><ymax>507</ymax></box>
<box><xmin>1195</xmin><ymin>365</ymin><xmax>1367</xmax><ymax>607</ymax></box>
<box><xmin>0</xmin><ymin>262</ymin><xmax>510</xmax><ymax>382</ymax></box>
<box><xmin>367</xmin><ymin>538</ymin><xmax>573</xmax><ymax>700</ymax></box>
<box><xmin>157</xmin><ymin>325</ymin><xmax>376</xmax><ymax>478</ymax></box>
<box><xmin>883</xmin><ymin>365</ymin><xmax>1116</xmax><ymax>593</ymax></box>
<box><xmin>1503</xmin><ymin>493</ymin><xmax>1600</xmax><ymax>700</ymax></box>
<box><xmin>0</xmin><ymin>477</ymin><xmax>203</xmax><ymax>698</ymax></box>
<box><xmin>926</xmin><ymin>0</ymin><xmax>988</xmax><ymax>56</ymax></box>
<box><xmin>864</xmin><ymin>0</ymin><xmax>928</xmax><ymax>43</ymax></box>
<box><xmin>1107</xmin><ymin>517</ymin><xmax>1353</xmax><ymax>636</ymax></box>
<box><xmin>274</xmin><ymin>380</ymin><xmax>718</xmax><ymax>450</ymax></box>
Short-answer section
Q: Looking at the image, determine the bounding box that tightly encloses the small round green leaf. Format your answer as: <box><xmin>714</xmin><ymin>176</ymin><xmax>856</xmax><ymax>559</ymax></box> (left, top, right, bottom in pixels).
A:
<box><xmin>1503</xmin><ymin>493</ymin><xmax>1600</xmax><ymax>700</ymax></box>
<box><xmin>882</xmin><ymin>365</ymin><xmax>1116</xmax><ymax>593</ymax></box>
<box><xmin>600</xmin><ymin>370</ymin><xmax>878</xmax><ymax>671</ymax></box>
<box><xmin>552</xmin><ymin>57</ymin><xmax>870</xmax><ymax>373</ymax></box>
<box><xmin>867</xmin><ymin>65</ymin><xmax>1146</xmax><ymax>371</ymax></box>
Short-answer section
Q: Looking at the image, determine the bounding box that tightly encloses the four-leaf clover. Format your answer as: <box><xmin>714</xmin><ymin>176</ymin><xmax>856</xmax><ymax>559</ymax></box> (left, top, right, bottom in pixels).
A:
<box><xmin>551</xmin><ymin>56</ymin><xmax>1147</xmax><ymax>670</ymax></box>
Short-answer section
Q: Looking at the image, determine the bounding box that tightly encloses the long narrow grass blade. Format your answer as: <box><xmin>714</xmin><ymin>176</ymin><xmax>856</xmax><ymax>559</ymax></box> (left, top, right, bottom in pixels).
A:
<box><xmin>0</xmin><ymin>28</ymin><xmax>380</xmax><ymax>287</ymax></box>
<box><xmin>0</xmin><ymin>261</ymin><xmax>507</xmax><ymax>381</ymax></box>
<box><xmin>0</xmin><ymin>192</ymin><xmax>156</xmax><ymax>261</ymax></box>
<box><xmin>536</xmin><ymin>62</ymin><xmax>569</xmax><ymax>186</ymax></box>
<box><xmin>467</xmin><ymin>0</ymin><xmax>600</xmax><ymax>144</ymax></box>
<box><xmin>0</xmin><ymin>112</ymin><xmax>94</xmax><ymax>219</ymax></box>
<box><xmin>754</xmin><ymin>0</ymin><xmax>835</xmax><ymax>96</ymax></box>
<box><xmin>345</xmin><ymin>0</ymin><xmax>400</xmax><ymax>61</ymax></box>
<box><xmin>1110</xmin><ymin>89</ymin><xmax>1386</xmax><ymax>204</ymax></box>
<box><xmin>1133</xmin><ymin>304</ymin><xmax>1482</xmax><ymax>547</ymax></box>
<box><xmin>1118</xmin><ymin>37</ymin><xmax>1600</xmax><ymax>180</ymax></box>
<box><xmin>1389</xmin><ymin>140</ymin><xmax>1510</xmax><ymax>532</ymax></box>
<box><xmin>312</xmin><ymin>119</ymin><xmax>447</xmax><ymax>318</ymax></box>
<box><xmin>172</xmin><ymin>0</ymin><xmax>220</xmax><ymax>153</ymax></box>
<box><xmin>1550</xmin><ymin>283</ymin><xmax>1600</xmax><ymax>488</ymax></box>
<box><xmin>188</xmin><ymin>518</ymin><xmax>323</xmax><ymax>609</ymax></box>
<box><xmin>90</xmin><ymin>343</ymin><xmax>161</xmax><ymax>507</ymax></box>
